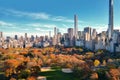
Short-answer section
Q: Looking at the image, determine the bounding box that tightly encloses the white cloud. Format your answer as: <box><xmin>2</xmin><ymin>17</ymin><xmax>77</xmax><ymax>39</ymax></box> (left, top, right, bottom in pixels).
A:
<box><xmin>4</xmin><ymin>9</ymin><xmax>50</xmax><ymax>20</ymax></box>
<box><xmin>28</xmin><ymin>23</ymin><xmax>42</xmax><ymax>27</ymax></box>
<box><xmin>0</xmin><ymin>21</ymin><xmax>13</xmax><ymax>26</ymax></box>
<box><xmin>59</xmin><ymin>28</ymin><xmax>67</xmax><ymax>33</ymax></box>
<box><xmin>34</xmin><ymin>27</ymin><xmax>52</xmax><ymax>32</ymax></box>
<box><xmin>27</xmin><ymin>23</ymin><xmax>56</xmax><ymax>29</ymax></box>
<box><xmin>2</xmin><ymin>9</ymin><xmax>86</xmax><ymax>23</ymax></box>
<box><xmin>114</xmin><ymin>26</ymin><xmax>120</xmax><ymax>30</ymax></box>
<box><xmin>33</xmin><ymin>13</ymin><xmax>50</xmax><ymax>20</ymax></box>
<box><xmin>53</xmin><ymin>16</ymin><xmax>66</xmax><ymax>21</ymax></box>
<box><xmin>52</xmin><ymin>16</ymin><xmax>74</xmax><ymax>23</ymax></box>
<box><xmin>43</xmin><ymin>24</ymin><xmax>56</xmax><ymax>28</ymax></box>
<box><xmin>21</xmin><ymin>28</ymin><xmax>29</xmax><ymax>31</ymax></box>
<box><xmin>35</xmin><ymin>28</ymin><xmax>42</xmax><ymax>31</ymax></box>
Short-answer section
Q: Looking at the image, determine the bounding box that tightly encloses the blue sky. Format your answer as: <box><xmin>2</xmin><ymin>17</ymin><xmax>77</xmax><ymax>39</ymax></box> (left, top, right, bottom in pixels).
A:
<box><xmin>0</xmin><ymin>0</ymin><xmax>120</xmax><ymax>37</ymax></box>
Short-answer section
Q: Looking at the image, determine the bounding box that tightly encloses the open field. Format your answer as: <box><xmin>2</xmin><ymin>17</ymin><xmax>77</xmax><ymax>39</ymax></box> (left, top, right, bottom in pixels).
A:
<box><xmin>39</xmin><ymin>68</ymin><xmax>79</xmax><ymax>80</ymax></box>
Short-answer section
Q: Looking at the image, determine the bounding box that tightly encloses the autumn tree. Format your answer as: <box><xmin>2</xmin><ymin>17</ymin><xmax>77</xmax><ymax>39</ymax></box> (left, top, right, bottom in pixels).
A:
<box><xmin>94</xmin><ymin>59</ymin><xmax>100</xmax><ymax>67</ymax></box>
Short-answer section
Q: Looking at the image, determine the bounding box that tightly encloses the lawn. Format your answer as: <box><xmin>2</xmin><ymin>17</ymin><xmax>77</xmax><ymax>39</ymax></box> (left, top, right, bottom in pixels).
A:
<box><xmin>0</xmin><ymin>68</ymin><xmax>79</xmax><ymax>80</ymax></box>
<box><xmin>0</xmin><ymin>72</ymin><xmax>8</xmax><ymax>80</ymax></box>
<box><xmin>39</xmin><ymin>68</ymin><xmax>79</xmax><ymax>80</ymax></box>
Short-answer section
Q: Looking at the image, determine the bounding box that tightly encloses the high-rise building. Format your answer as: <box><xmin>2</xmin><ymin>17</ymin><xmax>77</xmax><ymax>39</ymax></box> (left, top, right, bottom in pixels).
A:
<box><xmin>92</xmin><ymin>29</ymin><xmax>97</xmax><ymax>39</ymax></box>
<box><xmin>84</xmin><ymin>27</ymin><xmax>92</xmax><ymax>35</ymax></box>
<box><xmin>84</xmin><ymin>27</ymin><xmax>92</xmax><ymax>41</ymax></box>
<box><xmin>40</xmin><ymin>36</ymin><xmax>44</xmax><ymax>42</ymax></box>
<box><xmin>25</xmin><ymin>33</ymin><xmax>27</xmax><ymax>39</ymax></box>
<box><xmin>49</xmin><ymin>31</ymin><xmax>51</xmax><ymax>38</ymax></box>
<box><xmin>53</xmin><ymin>27</ymin><xmax>57</xmax><ymax>45</ymax></box>
<box><xmin>64</xmin><ymin>33</ymin><xmax>69</xmax><ymax>41</ymax></box>
<box><xmin>31</xmin><ymin>35</ymin><xmax>34</xmax><ymax>41</ymax></box>
<box><xmin>57</xmin><ymin>32</ymin><xmax>62</xmax><ymax>45</ymax></box>
<box><xmin>84</xmin><ymin>33</ymin><xmax>90</xmax><ymax>41</ymax></box>
<box><xmin>0</xmin><ymin>32</ymin><xmax>3</xmax><ymax>38</ymax></box>
<box><xmin>74</xmin><ymin>15</ymin><xmax>78</xmax><ymax>39</ymax></box>
<box><xmin>78</xmin><ymin>31</ymin><xmax>84</xmax><ymax>39</ymax></box>
<box><xmin>68</xmin><ymin>28</ymin><xmax>74</xmax><ymax>46</ymax></box>
<box><xmin>54</xmin><ymin>27</ymin><xmax>57</xmax><ymax>36</ymax></box>
<box><xmin>108</xmin><ymin>0</ymin><xmax>114</xmax><ymax>39</ymax></box>
<box><xmin>45</xmin><ymin>35</ymin><xmax>49</xmax><ymax>41</ymax></box>
<box><xmin>15</xmin><ymin>35</ymin><xmax>18</xmax><ymax>40</ymax></box>
<box><xmin>118</xmin><ymin>33</ymin><xmax>120</xmax><ymax>44</ymax></box>
<box><xmin>63</xmin><ymin>33</ymin><xmax>69</xmax><ymax>46</ymax></box>
<box><xmin>68</xmin><ymin>28</ymin><xmax>74</xmax><ymax>40</ymax></box>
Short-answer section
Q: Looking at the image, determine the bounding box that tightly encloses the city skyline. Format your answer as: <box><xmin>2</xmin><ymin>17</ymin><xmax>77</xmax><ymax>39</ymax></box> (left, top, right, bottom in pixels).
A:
<box><xmin>0</xmin><ymin>1</ymin><xmax>120</xmax><ymax>79</ymax></box>
<box><xmin>0</xmin><ymin>0</ymin><xmax>120</xmax><ymax>37</ymax></box>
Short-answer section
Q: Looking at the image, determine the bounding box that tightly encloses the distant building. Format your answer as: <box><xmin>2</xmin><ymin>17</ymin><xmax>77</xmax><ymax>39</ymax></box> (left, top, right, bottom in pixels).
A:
<box><xmin>118</xmin><ymin>32</ymin><xmax>120</xmax><ymax>44</ymax></box>
<box><xmin>75</xmin><ymin>40</ymin><xmax>84</xmax><ymax>47</ymax></box>
<box><xmin>84</xmin><ymin>32</ymin><xmax>91</xmax><ymax>41</ymax></box>
<box><xmin>64</xmin><ymin>33</ymin><xmax>69</xmax><ymax>41</ymax></box>
<box><xmin>74</xmin><ymin>15</ymin><xmax>78</xmax><ymax>39</ymax></box>
<box><xmin>57</xmin><ymin>32</ymin><xmax>62</xmax><ymax>45</ymax></box>
<box><xmin>68</xmin><ymin>28</ymin><xmax>74</xmax><ymax>46</ymax></box>
<box><xmin>84</xmin><ymin>27</ymin><xmax>92</xmax><ymax>39</ymax></box>
<box><xmin>95</xmin><ymin>36</ymin><xmax>106</xmax><ymax>50</ymax></box>
<box><xmin>85</xmin><ymin>40</ymin><xmax>94</xmax><ymax>50</ymax></box>
<box><xmin>63</xmin><ymin>33</ymin><xmax>69</xmax><ymax>47</ymax></box>
<box><xmin>30</xmin><ymin>35</ymin><xmax>34</xmax><ymax>41</ymax></box>
<box><xmin>45</xmin><ymin>35</ymin><xmax>49</xmax><ymax>41</ymax></box>
<box><xmin>15</xmin><ymin>35</ymin><xmax>18</xmax><ymax>40</ymax></box>
<box><xmin>25</xmin><ymin>33</ymin><xmax>27</xmax><ymax>40</ymax></box>
<box><xmin>54</xmin><ymin>27</ymin><xmax>57</xmax><ymax>36</ymax></box>
<box><xmin>52</xmin><ymin>36</ymin><xmax>57</xmax><ymax>46</ymax></box>
<box><xmin>92</xmin><ymin>29</ymin><xmax>97</xmax><ymax>39</ymax></box>
<box><xmin>78</xmin><ymin>31</ymin><xmax>84</xmax><ymax>40</ymax></box>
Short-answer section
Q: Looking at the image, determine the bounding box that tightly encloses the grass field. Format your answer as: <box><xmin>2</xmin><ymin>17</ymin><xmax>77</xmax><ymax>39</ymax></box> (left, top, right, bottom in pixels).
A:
<box><xmin>39</xmin><ymin>68</ymin><xmax>79</xmax><ymax>80</ymax></box>
<box><xmin>0</xmin><ymin>68</ymin><xmax>79</xmax><ymax>80</ymax></box>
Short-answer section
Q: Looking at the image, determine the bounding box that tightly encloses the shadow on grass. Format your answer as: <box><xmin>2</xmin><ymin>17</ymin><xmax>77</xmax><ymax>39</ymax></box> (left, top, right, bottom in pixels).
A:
<box><xmin>39</xmin><ymin>69</ymin><xmax>79</xmax><ymax>80</ymax></box>
<box><xmin>0</xmin><ymin>72</ymin><xmax>9</xmax><ymax>80</ymax></box>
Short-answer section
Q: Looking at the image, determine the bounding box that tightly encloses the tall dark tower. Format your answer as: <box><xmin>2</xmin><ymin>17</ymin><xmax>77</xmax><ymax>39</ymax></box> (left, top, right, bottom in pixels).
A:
<box><xmin>74</xmin><ymin>15</ymin><xmax>78</xmax><ymax>39</ymax></box>
<box><xmin>108</xmin><ymin>0</ymin><xmax>114</xmax><ymax>39</ymax></box>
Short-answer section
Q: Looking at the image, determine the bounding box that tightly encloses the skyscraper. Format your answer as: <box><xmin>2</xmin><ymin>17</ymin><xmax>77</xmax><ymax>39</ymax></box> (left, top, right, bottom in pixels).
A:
<box><xmin>53</xmin><ymin>27</ymin><xmax>57</xmax><ymax>45</ymax></box>
<box><xmin>68</xmin><ymin>28</ymin><xmax>74</xmax><ymax>46</ymax></box>
<box><xmin>84</xmin><ymin>27</ymin><xmax>92</xmax><ymax>40</ymax></box>
<box><xmin>15</xmin><ymin>35</ymin><xmax>18</xmax><ymax>40</ymax></box>
<box><xmin>92</xmin><ymin>29</ymin><xmax>97</xmax><ymax>39</ymax></box>
<box><xmin>54</xmin><ymin>27</ymin><xmax>57</xmax><ymax>36</ymax></box>
<box><xmin>49</xmin><ymin>31</ymin><xmax>51</xmax><ymax>38</ymax></box>
<box><xmin>108</xmin><ymin>0</ymin><xmax>114</xmax><ymax>39</ymax></box>
<box><xmin>25</xmin><ymin>33</ymin><xmax>27</xmax><ymax>39</ymax></box>
<box><xmin>78</xmin><ymin>31</ymin><xmax>84</xmax><ymax>39</ymax></box>
<box><xmin>74</xmin><ymin>15</ymin><xmax>78</xmax><ymax>39</ymax></box>
<box><xmin>84</xmin><ymin>27</ymin><xmax>92</xmax><ymax>35</ymax></box>
<box><xmin>68</xmin><ymin>28</ymin><xmax>74</xmax><ymax>40</ymax></box>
